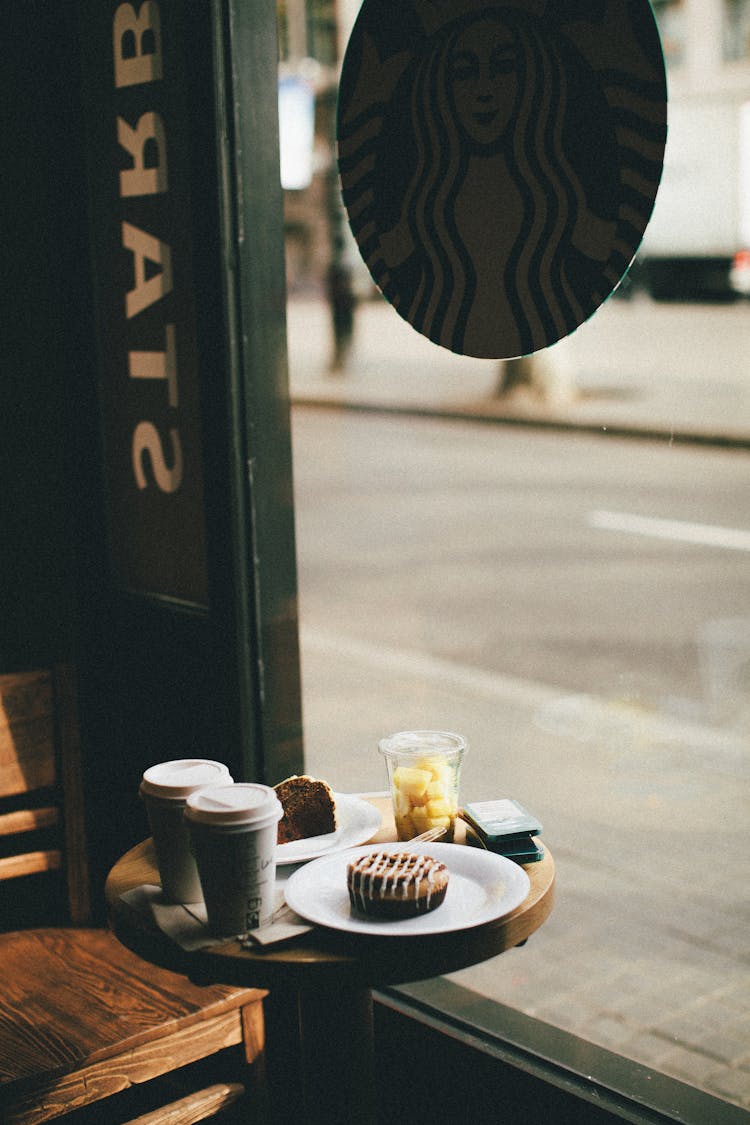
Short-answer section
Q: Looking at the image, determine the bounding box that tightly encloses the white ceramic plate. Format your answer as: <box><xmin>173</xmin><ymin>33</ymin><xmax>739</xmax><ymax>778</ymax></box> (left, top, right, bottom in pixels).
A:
<box><xmin>275</xmin><ymin>793</ymin><xmax>383</xmax><ymax>866</ymax></box>
<box><xmin>283</xmin><ymin>841</ymin><xmax>531</xmax><ymax>936</ymax></box>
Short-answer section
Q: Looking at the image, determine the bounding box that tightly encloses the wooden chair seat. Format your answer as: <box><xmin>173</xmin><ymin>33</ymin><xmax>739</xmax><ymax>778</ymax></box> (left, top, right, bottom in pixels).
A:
<box><xmin>0</xmin><ymin>669</ymin><xmax>268</xmax><ymax>1125</ymax></box>
<box><xmin>0</xmin><ymin>929</ymin><xmax>265</xmax><ymax>1098</ymax></box>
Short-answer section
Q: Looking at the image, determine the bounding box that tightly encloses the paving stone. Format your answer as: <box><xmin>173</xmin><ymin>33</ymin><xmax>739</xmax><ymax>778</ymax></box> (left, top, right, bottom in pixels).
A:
<box><xmin>529</xmin><ymin>994</ymin><xmax>600</xmax><ymax>1032</ymax></box>
<box><xmin>655</xmin><ymin>1009</ymin><xmax>719</xmax><ymax>1052</ymax></box>
<box><xmin>657</xmin><ymin>1044</ymin><xmax>731</xmax><ymax>1086</ymax></box>
<box><xmin>704</xmin><ymin>1066</ymin><xmax>750</xmax><ymax>1107</ymax></box>
<box><xmin>614</xmin><ymin>987</ymin><xmax>696</xmax><ymax>1027</ymax></box>
<box><xmin>576</xmin><ymin>977</ymin><xmax>634</xmax><ymax>1009</ymax></box>
<box><xmin>681</xmin><ymin>999</ymin><xmax>750</xmax><ymax>1037</ymax></box>
<box><xmin>714</xmin><ymin>978</ymin><xmax>750</xmax><ymax>1011</ymax></box>
<box><xmin>711</xmin><ymin>924</ymin><xmax>750</xmax><ymax>959</ymax></box>
<box><xmin>618</xmin><ymin>1031</ymin><xmax>678</xmax><ymax>1069</ymax></box>
<box><xmin>578</xmin><ymin>1014</ymin><xmax>635</xmax><ymax>1049</ymax></box>
<box><xmin>699</xmin><ymin>1028</ymin><xmax>750</xmax><ymax>1067</ymax></box>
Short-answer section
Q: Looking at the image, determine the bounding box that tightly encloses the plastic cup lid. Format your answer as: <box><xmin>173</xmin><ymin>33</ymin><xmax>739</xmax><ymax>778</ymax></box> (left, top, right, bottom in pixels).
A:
<box><xmin>378</xmin><ymin>730</ymin><xmax>467</xmax><ymax>758</ymax></box>
<box><xmin>140</xmin><ymin>758</ymin><xmax>233</xmax><ymax>800</ymax></box>
<box><xmin>184</xmin><ymin>783</ymin><xmax>283</xmax><ymax>827</ymax></box>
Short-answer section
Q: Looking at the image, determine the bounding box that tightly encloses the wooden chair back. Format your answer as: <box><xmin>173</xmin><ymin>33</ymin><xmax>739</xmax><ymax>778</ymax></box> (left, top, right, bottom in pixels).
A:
<box><xmin>0</xmin><ymin>667</ymin><xmax>90</xmax><ymax>926</ymax></box>
<box><xmin>0</xmin><ymin>667</ymin><xmax>269</xmax><ymax>1124</ymax></box>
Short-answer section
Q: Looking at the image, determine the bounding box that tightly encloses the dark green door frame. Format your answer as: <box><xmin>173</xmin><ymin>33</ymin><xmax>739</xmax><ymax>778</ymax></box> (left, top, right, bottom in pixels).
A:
<box><xmin>209</xmin><ymin>0</ymin><xmax>304</xmax><ymax>788</ymax></box>
<box><xmin>73</xmin><ymin>0</ymin><xmax>303</xmax><ymax>886</ymax></box>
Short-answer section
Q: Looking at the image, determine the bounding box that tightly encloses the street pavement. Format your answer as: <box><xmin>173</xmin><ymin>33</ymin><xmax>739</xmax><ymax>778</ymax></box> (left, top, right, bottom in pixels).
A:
<box><xmin>287</xmin><ymin>292</ymin><xmax>750</xmax><ymax>447</ymax></box>
<box><xmin>286</xmin><ymin>293</ymin><xmax>750</xmax><ymax>1114</ymax></box>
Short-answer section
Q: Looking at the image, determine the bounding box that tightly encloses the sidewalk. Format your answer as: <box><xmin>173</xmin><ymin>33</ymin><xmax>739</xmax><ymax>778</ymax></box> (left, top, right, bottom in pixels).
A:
<box><xmin>287</xmin><ymin>294</ymin><xmax>750</xmax><ymax>447</ymax></box>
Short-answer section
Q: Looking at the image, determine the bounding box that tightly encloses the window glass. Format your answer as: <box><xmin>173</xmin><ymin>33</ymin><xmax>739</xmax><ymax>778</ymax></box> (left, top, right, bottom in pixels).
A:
<box><xmin>653</xmin><ymin>0</ymin><xmax>686</xmax><ymax>65</ymax></box>
<box><xmin>289</xmin><ymin>316</ymin><xmax>749</xmax><ymax>1114</ymax></box>
<box><xmin>278</xmin><ymin>0</ymin><xmax>337</xmax><ymax>65</ymax></box>
<box><xmin>281</xmin><ymin>0</ymin><xmax>750</xmax><ymax>1115</ymax></box>
<box><xmin>724</xmin><ymin>0</ymin><xmax>750</xmax><ymax>61</ymax></box>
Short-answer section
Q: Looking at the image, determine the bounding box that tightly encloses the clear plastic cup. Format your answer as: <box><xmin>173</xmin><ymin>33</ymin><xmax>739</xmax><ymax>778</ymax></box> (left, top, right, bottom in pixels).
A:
<box><xmin>139</xmin><ymin>758</ymin><xmax>233</xmax><ymax>903</ymax></box>
<box><xmin>185</xmin><ymin>783</ymin><xmax>283</xmax><ymax>936</ymax></box>
<box><xmin>378</xmin><ymin>730</ymin><xmax>467</xmax><ymax>842</ymax></box>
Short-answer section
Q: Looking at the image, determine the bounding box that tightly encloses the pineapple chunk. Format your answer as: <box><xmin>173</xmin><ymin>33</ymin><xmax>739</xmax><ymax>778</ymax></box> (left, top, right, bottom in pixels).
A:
<box><xmin>426</xmin><ymin>780</ymin><xmax>446</xmax><ymax>800</ymax></box>
<box><xmin>427</xmin><ymin>815</ymin><xmax>451</xmax><ymax>830</ymax></box>
<box><xmin>415</xmin><ymin>757</ymin><xmax>452</xmax><ymax>785</ymax></box>
<box><xmin>392</xmin><ymin>766</ymin><xmax>432</xmax><ymax>800</ymax></box>
<box><xmin>426</xmin><ymin>797</ymin><xmax>451</xmax><ymax>819</ymax></box>
<box><xmin>393</xmin><ymin>787</ymin><xmax>412</xmax><ymax>818</ymax></box>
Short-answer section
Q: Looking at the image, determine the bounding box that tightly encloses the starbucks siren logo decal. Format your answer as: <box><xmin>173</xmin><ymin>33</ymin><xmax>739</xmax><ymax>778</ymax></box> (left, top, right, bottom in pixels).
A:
<box><xmin>337</xmin><ymin>0</ymin><xmax>667</xmax><ymax>359</ymax></box>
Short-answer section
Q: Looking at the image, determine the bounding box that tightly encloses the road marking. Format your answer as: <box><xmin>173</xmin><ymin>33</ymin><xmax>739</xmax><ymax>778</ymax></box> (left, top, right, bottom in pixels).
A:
<box><xmin>588</xmin><ymin>510</ymin><xmax>750</xmax><ymax>552</ymax></box>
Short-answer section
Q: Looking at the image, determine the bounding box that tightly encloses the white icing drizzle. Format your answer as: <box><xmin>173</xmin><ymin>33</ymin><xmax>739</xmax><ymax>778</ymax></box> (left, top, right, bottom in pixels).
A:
<box><xmin>347</xmin><ymin>851</ymin><xmax>446</xmax><ymax>912</ymax></box>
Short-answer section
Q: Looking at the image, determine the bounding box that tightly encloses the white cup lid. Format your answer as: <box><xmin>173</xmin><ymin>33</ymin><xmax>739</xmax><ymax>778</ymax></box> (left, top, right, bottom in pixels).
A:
<box><xmin>184</xmin><ymin>783</ymin><xmax>283</xmax><ymax>827</ymax></box>
<box><xmin>140</xmin><ymin>758</ymin><xmax>233</xmax><ymax>800</ymax></box>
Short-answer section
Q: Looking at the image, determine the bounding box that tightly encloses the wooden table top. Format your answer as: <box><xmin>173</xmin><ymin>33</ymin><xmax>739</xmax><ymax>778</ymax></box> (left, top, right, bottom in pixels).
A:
<box><xmin>105</xmin><ymin>796</ymin><xmax>554</xmax><ymax>991</ymax></box>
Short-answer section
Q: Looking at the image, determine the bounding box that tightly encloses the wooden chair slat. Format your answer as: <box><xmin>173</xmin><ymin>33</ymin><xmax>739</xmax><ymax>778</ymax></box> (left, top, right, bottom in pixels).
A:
<box><xmin>0</xmin><ymin>850</ymin><xmax>61</xmax><ymax>880</ymax></box>
<box><xmin>0</xmin><ymin>808</ymin><xmax>58</xmax><ymax>836</ymax></box>
<box><xmin>1</xmin><ymin>1014</ymin><xmax>245</xmax><ymax>1125</ymax></box>
<box><xmin>124</xmin><ymin>1082</ymin><xmax>246</xmax><ymax>1125</ymax></box>
<box><xmin>0</xmin><ymin>672</ymin><xmax>55</xmax><ymax>798</ymax></box>
<box><xmin>53</xmin><ymin>663</ymin><xmax>89</xmax><ymax>925</ymax></box>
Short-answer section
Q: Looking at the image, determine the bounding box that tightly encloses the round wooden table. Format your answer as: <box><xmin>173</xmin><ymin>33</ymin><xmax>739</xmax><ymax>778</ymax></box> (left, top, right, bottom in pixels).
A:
<box><xmin>106</xmin><ymin>797</ymin><xmax>554</xmax><ymax>1124</ymax></box>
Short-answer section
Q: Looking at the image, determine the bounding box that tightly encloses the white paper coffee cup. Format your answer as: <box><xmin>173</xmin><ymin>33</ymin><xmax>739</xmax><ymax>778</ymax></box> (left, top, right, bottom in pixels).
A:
<box><xmin>185</xmin><ymin>783</ymin><xmax>283</xmax><ymax>937</ymax></box>
<box><xmin>139</xmin><ymin>758</ymin><xmax>233</xmax><ymax>903</ymax></box>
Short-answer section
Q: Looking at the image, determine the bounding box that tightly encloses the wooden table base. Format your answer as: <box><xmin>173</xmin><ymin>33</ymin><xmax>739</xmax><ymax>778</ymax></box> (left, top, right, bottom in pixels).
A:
<box><xmin>263</xmin><ymin>986</ymin><xmax>376</xmax><ymax>1125</ymax></box>
<box><xmin>300</xmin><ymin>986</ymin><xmax>376</xmax><ymax>1125</ymax></box>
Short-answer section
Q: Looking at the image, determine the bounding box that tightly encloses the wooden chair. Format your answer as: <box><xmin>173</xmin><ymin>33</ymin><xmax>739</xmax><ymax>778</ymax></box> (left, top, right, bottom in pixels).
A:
<box><xmin>0</xmin><ymin>667</ymin><xmax>268</xmax><ymax>1125</ymax></box>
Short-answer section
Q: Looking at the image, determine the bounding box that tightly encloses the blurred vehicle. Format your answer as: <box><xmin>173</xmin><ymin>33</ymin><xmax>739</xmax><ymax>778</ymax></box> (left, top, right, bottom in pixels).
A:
<box><xmin>730</xmin><ymin>247</ymin><xmax>750</xmax><ymax>295</ymax></box>
<box><xmin>637</xmin><ymin>96</ymin><xmax>750</xmax><ymax>300</ymax></box>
